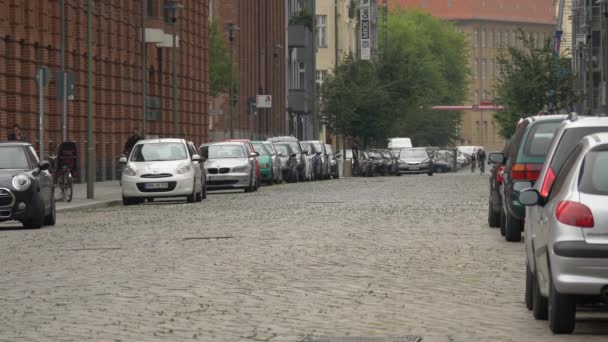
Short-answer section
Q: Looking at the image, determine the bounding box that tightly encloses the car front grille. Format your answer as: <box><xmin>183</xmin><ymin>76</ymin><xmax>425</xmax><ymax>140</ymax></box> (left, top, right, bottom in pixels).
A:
<box><xmin>0</xmin><ymin>188</ymin><xmax>15</xmax><ymax>207</ymax></box>
<box><xmin>208</xmin><ymin>180</ymin><xmax>239</xmax><ymax>186</ymax></box>
<box><xmin>207</xmin><ymin>168</ymin><xmax>231</xmax><ymax>174</ymax></box>
<box><xmin>136</xmin><ymin>182</ymin><xmax>177</xmax><ymax>193</ymax></box>
<box><xmin>208</xmin><ymin>168</ymin><xmax>218</xmax><ymax>174</ymax></box>
<box><xmin>141</xmin><ymin>173</ymin><xmax>173</xmax><ymax>178</ymax></box>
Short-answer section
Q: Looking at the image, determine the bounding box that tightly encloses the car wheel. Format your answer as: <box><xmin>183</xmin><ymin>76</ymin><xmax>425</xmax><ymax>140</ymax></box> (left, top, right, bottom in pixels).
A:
<box><xmin>23</xmin><ymin>196</ymin><xmax>45</xmax><ymax>229</ymax></box>
<box><xmin>427</xmin><ymin>171</ymin><xmax>433</xmax><ymax>176</ymax></box>
<box><xmin>500</xmin><ymin>207</ymin><xmax>507</xmax><ymax>236</ymax></box>
<box><xmin>505</xmin><ymin>212</ymin><xmax>523</xmax><ymax>242</ymax></box>
<box><xmin>44</xmin><ymin>192</ymin><xmax>57</xmax><ymax>226</ymax></box>
<box><xmin>549</xmin><ymin>274</ymin><xmax>576</xmax><ymax>334</ymax></box>
<box><xmin>533</xmin><ymin>271</ymin><xmax>549</xmax><ymax>320</ymax></box>
<box><xmin>526</xmin><ymin>262</ymin><xmax>534</xmax><ymax>311</ymax></box>
<box><xmin>201</xmin><ymin>180</ymin><xmax>207</xmax><ymax>199</ymax></box>
<box><xmin>122</xmin><ymin>196</ymin><xmax>133</xmax><ymax>206</ymax></box>
<box><xmin>488</xmin><ymin>198</ymin><xmax>500</xmax><ymax>228</ymax></box>
<box><xmin>245</xmin><ymin>172</ymin><xmax>254</xmax><ymax>193</ymax></box>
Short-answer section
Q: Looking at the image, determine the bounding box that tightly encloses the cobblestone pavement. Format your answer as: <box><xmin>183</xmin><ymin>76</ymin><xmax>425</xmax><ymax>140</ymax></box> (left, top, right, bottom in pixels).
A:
<box><xmin>1</xmin><ymin>173</ymin><xmax>607</xmax><ymax>342</ymax></box>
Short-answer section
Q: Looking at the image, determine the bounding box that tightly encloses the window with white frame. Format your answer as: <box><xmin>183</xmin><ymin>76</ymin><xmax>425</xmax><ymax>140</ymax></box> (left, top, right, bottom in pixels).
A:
<box><xmin>482</xmin><ymin>59</ymin><xmax>486</xmax><ymax>80</ymax></box>
<box><xmin>489</xmin><ymin>59</ymin><xmax>494</xmax><ymax>79</ymax></box>
<box><xmin>489</xmin><ymin>31</ymin><xmax>493</xmax><ymax>48</ymax></box>
<box><xmin>481</xmin><ymin>30</ymin><xmax>486</xmax><ymax>48</ymax></box>
<box><xmin>473</xmin><ymin>59</ymin><xmax>478</xmax><ymax>79</ymax></box>
<box><xmin>316</xmin><ymin>70</ymin><xmax>328</xmax><ymax>85</ymax></box>
<box><xmin>497</xmin><ymin>31</ymin><xmax>501</xmax><ymax>46</ymax></box>
<box><xmin>298</xmin><ymin>62</ymin><xmax>306</xmax><ymax>90</ymax></box>
<box><xmin>317</xmin><ymin>15</ymin><xmax>327</xmax><ymax>48</ymax></box>
<box><xmin>473</xmin><ymin>30</ymin><xmax>478</xmax><ymax>47</ymax></box>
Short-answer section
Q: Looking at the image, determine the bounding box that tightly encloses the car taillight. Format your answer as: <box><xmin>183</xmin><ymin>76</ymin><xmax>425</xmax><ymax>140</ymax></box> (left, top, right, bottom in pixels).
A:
<box><xmin>555</xmin><ymin>201</ymin><xmax>595</xmax><ymax>228</ymax></box>
<box><xmin>512</xmin><ymin>163</ymin><xmax>542</xmax><ymax>181</ymax></box>
<box><xmin>539</xmin><ymin>167</ymin><xmax>555</xmax><ymax>198</ymax></box>
<box><xmin>497</xmin><ymin>165</ymin><xmax>505</xmax><ymax>183</ymax></box>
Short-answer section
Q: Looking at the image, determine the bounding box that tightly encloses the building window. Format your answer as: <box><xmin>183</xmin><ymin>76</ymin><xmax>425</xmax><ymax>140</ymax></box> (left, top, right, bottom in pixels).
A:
<box><xmin>473</xmin><ymin>30</ymin><xmax>478</xmax><ymax>48</ymax></box>
<box><xmin>147</xmin><ymin>0</ymin><xmax>155</xmax><ymax>17</ymax></box>
<box><xmin>317</xmin><ymin>15</ymin><xmax>327</xmax><ymax>48</ymax></box>
<box><xmin>316</xmin><ymin>70</ymin><xmax>328</xmax><ymax>85</ymax></box>
<box><xmin>489</xmin><ymin>60</ymin><xmax>493</xmax><ymax>79</ymax></box>
<box><xmin>475</xmin><ymin>90</ymin><xmax>479</xmax><ymax>104</ymax></box>
<box><xmin>505</xmin><ymin>31</ymin><xmax>509</xmax><ymax>47</ymax></box>
<box><xmin>534</xmin><ymin>32</ymin><xmax>539</xmax><ymax>48</ymax></box>
<box><xmin>482</xmin><ymin>59</ymin><xmax>486</xmax><ymax>79</ymax></box>
<box><xmin>473</xmin><ymin>59</ymin><xmax>478</xmax><ymax>79</ymax></box>
<box><xmin>489</xmin><ymin>31</ymin><xmax>493</xmax><ymax>48</ymax></box>
<box><xmin>497</xmin><ymin>31</ymin><xmax>501</xmax><ymax>47</ymax></box>
<box><xmin>481</xmin><ymin>30</ymin><xmax>486</xmax><ymax>48</ymax></box>
<box><xmin>299</xmin><ymin>62</ymin><xmax>306</xmax><ymax>90</ymax></box>
<box><xmin>511</xmin><ymin>31</ymin><xmax>516</xmax><ymax>47</ymax></box>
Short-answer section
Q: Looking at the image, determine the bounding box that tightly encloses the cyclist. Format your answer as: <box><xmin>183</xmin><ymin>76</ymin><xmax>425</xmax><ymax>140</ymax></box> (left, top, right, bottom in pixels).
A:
<box><xmin>476</xmin><ymin>147</ymin><xmax>486</xmax><ymax>174</ymax></box>
<box><xmin>124</xmin><ymin>128</ymin><xmax>143</xmax><ymax>156</ymax></box>
<box><xmin>470</xmin><ymin>149</ymin><xmax>476</xmax><ymax>173</ymax></box>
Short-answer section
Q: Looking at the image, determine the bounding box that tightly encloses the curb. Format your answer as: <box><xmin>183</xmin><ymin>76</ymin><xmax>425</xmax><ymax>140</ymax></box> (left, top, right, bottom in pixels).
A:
<box><xmin>57</xmin><ymin>199</ymin><xmax>122</xmax><ymax>213</ymax></box>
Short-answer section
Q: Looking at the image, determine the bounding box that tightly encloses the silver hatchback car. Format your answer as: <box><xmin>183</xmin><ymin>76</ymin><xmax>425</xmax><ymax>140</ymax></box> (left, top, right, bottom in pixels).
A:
<box><xmin>520</xmin><ymin>130</ymin><xmax>608</xmax><ymax>334</ymax></box>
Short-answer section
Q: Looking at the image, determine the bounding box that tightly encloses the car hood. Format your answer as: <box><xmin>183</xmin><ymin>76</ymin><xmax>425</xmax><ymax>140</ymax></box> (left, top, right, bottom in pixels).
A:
<box><xmin>400</xmin><ymin>157</ymin><xmax>428</xmax><ymax>163</ymax></box>
<box><xmin>204</xmin><ymin>158</ymin><xmax>249</xmax><ymax>168</ymax></box>
<box><xmin>130</xmin><ymin>160</ymin><xmax>187</xmax><ymax>174</ymax></box>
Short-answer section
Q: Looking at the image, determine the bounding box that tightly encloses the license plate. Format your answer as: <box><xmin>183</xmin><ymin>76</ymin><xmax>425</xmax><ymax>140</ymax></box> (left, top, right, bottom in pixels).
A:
<box><xmin>144</xmin><ymin>182</ymin><xmax>169</xmax><ymax>189</ymax></box>
<box><xmin>209</xmin><ymin>175</ymin><xmax>230</xmax><ymax>181</ymax></box>
<box><xmin>409</xmin><ymin>166</ymin><xmax>419</xmax><ymax>170</ymax></box>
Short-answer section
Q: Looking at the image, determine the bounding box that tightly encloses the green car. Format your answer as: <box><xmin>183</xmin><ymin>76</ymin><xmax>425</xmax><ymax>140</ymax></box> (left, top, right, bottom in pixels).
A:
<box><xmin>252</xmin><ymin>141</ymin><xmax>273</xmax><ymax>185</ymax></box>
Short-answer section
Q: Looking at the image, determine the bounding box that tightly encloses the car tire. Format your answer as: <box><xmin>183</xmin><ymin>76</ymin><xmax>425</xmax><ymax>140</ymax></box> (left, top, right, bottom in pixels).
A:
<box><xmin>526</xmin><ymin>262</ymin><xmax>534</xmax><ymax>311</ymax></box>
<box><xmin>245</xmin><ymin>172</ymin><xmax>254</xmax><ymax>193</ymax></box>
<box><xmin>44</xmin><ymin>192</ymin><xmax>56</xmax><ymax>226</ymax></box>
<box><xmin>23</xmin><ymin>196</ymin><xmax>45</xmax><ymax>229</ymax></box>
<box><xmin>505</xmin><ymin>212</ymin><xmax>523</xmax><ymax>242</ymax></box>
<box><xmin>122</xmin><ymin>196</ymin><xmax>134</xmax><ymax>206</ymax></box>
<box><xmin>533</xmin><ymin>271</ymin><xmax>549</xmax><ymax>320</ymax></box>
<box><xmin>201</xmin><ymin>181</ymin><xmax>207</xmax><ymax>200</ymax></box>
<box><xmin>549</xmin><ymin>274</ymin><xmax>576</xmax><ymax>334</ymax></box>
<box><xmin>500</xmin><ymin>207</ymin><xmax>507</xmax><ymax>236</ymax></box>
<box><xmin>427</xmin><ymin>171</ymin><xmax>433</xmax><ymax>176</ymax></box>
<box><xmin>488</xmin><ymin>199</ymin><xmax>500</xmax><ymax>228</ymax></box>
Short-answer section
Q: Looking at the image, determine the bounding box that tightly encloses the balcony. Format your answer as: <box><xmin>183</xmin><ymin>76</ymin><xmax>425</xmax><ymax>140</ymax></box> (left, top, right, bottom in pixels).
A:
<box><xmin>288</xmin><ymin>25</ymin><xmax>310</xmax><ymax>48</ymax></box>
<box><xmin>288</xmin><ymin>89</ymin><xmax>308</xmax><ymax>113</ymax></box>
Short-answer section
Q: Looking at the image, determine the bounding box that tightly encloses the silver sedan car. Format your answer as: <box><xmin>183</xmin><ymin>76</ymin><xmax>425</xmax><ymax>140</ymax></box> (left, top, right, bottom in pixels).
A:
<box><xmin>519</xmin><ymin>132</ymin><xmax>608</xmax><ymax>334</ymax></box>
<box><xmin>200</xmin><ymin>142</ymin><xmax>257</xmax><ymax>192</ymax></box>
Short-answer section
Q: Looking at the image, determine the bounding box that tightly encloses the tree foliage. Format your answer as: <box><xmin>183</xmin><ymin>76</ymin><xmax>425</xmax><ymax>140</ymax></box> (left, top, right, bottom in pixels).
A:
<box><xmin>209</xmin><ymin>20</ymin><xmax>233</xmax><ymax>98</ymax></box>
<box><xmin>321</xmin><ymin>10</ymin><xmax>468</xmax><ymax>147</ymax></box>
<box><xmin>495</xmin><ymin>34</ymin><xmax>577</xmax><ymax>137</ymax></box>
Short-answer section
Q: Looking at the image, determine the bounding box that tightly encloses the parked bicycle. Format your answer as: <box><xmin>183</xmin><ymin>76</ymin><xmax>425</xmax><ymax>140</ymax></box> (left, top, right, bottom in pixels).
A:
<box><xmin>50</xmin><ymin>142</ymin><xmax>78</xmax><ymax>203</ymax></box>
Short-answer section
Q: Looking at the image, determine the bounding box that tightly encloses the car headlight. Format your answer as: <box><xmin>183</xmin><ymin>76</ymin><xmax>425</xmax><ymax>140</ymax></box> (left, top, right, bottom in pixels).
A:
<box><xmin>175</xmin><ymin>163</ymin><xmax>192</xmax><ymax>175</ymax></box>
<box><xmin>232</xmin><ymin>165</ymin><xmax>249</xmax><ymax>173</ymax></box>
<box><xmin>123</xmin><ymin>163</ymin><xmax>137</xmax><ymax>176</ymax></box>
<box><xmin>12</xmin><ymin>174</ymin><xmax>31</xmax><ymax>191</ymax></box>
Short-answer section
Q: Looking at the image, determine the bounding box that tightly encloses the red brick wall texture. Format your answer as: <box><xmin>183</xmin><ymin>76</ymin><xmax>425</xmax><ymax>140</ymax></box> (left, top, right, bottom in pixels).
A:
<box><xmin>0</xmin><ymin>0</ymin><xmax>209</xmax><ymax>181</ymax></box>
<box><xmin>393</xmin><ymin>0</ymin><xmax>556</xmax><ymax>25</ymax></box>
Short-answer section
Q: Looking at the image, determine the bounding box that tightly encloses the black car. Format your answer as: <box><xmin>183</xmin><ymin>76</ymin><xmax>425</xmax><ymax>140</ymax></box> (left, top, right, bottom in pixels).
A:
<box><xmin>0</xmin><ymin>142</ymin><xmax>55</xmax><ymax>229</ymax></box>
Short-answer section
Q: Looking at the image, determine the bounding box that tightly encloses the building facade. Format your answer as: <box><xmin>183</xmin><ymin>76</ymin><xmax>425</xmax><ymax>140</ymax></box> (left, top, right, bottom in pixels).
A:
<box><xmin>392</xmin><ymin>0</ymin><xmax>556</xmax><ymax>151</ymax></box>
<box><xmin>210</xmin><ymin>0</ymin><xmax>287</xmax><ymax>141</ymax></box>
<box><xmin>0</xmin><ymin>0</ymin><xmax>209</xmax><ymax>181</ymax></box>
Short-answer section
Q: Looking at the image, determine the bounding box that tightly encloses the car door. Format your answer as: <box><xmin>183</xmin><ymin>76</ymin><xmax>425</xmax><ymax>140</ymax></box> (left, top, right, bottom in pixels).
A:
<box><xmin>26</xmin><ymin>146</ymin><xmax>52</xmax><ymax>208</ymax></box>
<box><xmin>187</xmin><ymin>142</ymin><xmax>202</xmax><ymax>191</ymax></box>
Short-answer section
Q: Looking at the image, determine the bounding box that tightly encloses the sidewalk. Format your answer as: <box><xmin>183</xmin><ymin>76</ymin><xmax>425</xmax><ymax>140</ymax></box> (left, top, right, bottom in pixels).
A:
<box><xmin>56</xmin><ymin>181</ymin><xmax>122</xmax><ymax>213</ymax></box>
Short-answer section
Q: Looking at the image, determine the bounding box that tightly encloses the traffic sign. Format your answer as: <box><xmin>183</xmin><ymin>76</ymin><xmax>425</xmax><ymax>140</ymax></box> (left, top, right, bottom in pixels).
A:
<box><xmin>256</xmin><ymin>95</ymin><xmax>272</xmax><ymax>108</ymax></box>
<box><xmin>472</xmin><ymin>104</ymin><xmax>479</xmax><ymax>112</ymax></box>
<box><xmin>36</xmin><ymin>66</ymin><xmax>52</xmax><ymax>86</ymax></box>
<box><xmin>56</xmin><ymin>70</ymin><xmax>76</xmax><ymax>100</ymax></box>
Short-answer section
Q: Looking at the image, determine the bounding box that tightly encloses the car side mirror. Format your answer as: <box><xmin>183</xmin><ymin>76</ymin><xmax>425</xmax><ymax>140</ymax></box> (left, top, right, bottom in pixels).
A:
<box><xmin>488</xmin><ymin>152</ymin><xmax>505</xmax><ymax>164</ymax></box>
<box><xmin>192</xmin><ymin>154</ymin><xmax>204</xmax><ymax>162</ymax></box>
<box><xmin>519</xmin><ymin>188</ymin><xmax>540</xmax><ymax>206</ymax></box>
<box><xmin>249</xmin><ymin>152</ymin><xmax>258</xmax><ymax>158</ymax></box>
<box><xmin>38</xmin><ymin>160</ymin><xmax>50</xmax><ymax>171</ymax></box>
<box><xmin>119</xmin><ymin>156</ymin><xmax>128</xmax><ymax>164</ymax></box>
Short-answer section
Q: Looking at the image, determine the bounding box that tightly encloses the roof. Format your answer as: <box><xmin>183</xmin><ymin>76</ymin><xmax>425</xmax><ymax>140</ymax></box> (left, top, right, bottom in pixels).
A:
<box><xmin>562</xmin><ymin>115</ymin><xmax>608</xmax><ymax>128</ymax></box>
<box><xmin>136</xmin><ymin>138</ymin><xmax>184</xmax><ymax>144</ymax></box>
<box><xmin>201</xmin><ymin>141</ymin><xmax>245</xmax><ymax>147</ymax></box>
<box><xmin>0</xmin><ymin>141</ymin><xmax>32</xmax><ymax>147</ymax></box>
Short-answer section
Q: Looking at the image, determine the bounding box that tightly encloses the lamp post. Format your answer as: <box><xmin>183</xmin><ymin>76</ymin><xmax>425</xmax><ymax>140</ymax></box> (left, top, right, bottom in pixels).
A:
<box><xmin>272</xmin><ymin>42</ymin><xmax>282</xmax><ymax>136</ymax></box>
<box><xmin>60</xmin><ymin>0</ymin><xmax>67</xmax><ymax>142</ymax></box>
<box><xmin>86</xmin><ymin>0</ymin><xmax>94</xmax><ymax>199</ymax></box>
<box><xmin>141</xmin><ymin>0</ymin><xmax>147</xmax><ymax>135</ymax></box>
<box><xmin>167</xmin><ymin>0</ymin><xmax>183</xmax><ymax>137</ymax></box>
<box><xmin>224</xmin><ymin>23</ymin><xmax>240</xmax><ymax>139</ymax></box>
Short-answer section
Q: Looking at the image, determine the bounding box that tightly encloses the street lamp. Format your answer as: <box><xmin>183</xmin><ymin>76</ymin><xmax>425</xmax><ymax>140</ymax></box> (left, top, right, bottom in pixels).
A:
<box><xmin>272</xmin><ymin>42</ymin><xmax>282</xmax><ymax>136</ymax></box>
<box><xmin>167</xmin><ymin>0</ymin><xmax>183</xmax><ymax>137</ymax></box>
<box><xmin>224</xmin><ymin>23</ymin><xmax>240</xmax><ymax>139</ymax></box>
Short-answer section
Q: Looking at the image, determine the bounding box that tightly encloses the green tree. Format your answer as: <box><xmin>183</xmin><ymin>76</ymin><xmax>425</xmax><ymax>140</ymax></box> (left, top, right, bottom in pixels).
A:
<box><xmin>209</xmin><ymin>20</ymin><xmax>233</xmax><ymax>98</ymax></box>
<box><xmin>495</xmin><ymin>33</ymin><xmax>577</xmax><ymax>137</ymax></box>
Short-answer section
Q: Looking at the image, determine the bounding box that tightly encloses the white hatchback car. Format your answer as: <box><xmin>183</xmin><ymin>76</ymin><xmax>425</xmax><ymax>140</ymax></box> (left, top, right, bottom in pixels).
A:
<box><xmin>120</xmin><ymin>139</ymin><xmax>205</xmax><ymax>205</ymax></box>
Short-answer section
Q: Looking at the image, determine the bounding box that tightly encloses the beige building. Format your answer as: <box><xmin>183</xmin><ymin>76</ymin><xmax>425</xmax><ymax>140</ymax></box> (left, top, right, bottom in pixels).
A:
<box><xmin>315</xmin><ymin>0</ymin><xmax>358</xmax><ymax>143</ymax></box>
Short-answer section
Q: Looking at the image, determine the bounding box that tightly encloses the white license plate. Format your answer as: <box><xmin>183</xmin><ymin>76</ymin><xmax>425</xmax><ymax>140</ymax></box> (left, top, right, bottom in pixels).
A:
<box><xmin>144</xmin><ymin>182</ymin><xmax>169</xmax><ymax>189</ymax></box>
<box><xmin>209</xmin><ymin>175</ymin><xmax>230</xmax><ymax>181</ymax></box>
<box><xmin>409</xmin><ymin>166</ymin><xmax>419</xmax><ymax>170</ymax></box>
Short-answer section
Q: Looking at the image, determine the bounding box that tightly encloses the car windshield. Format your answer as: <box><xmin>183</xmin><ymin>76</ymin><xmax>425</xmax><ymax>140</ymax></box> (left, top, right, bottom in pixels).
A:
<box><xmin>263</xmin><ymin>143</ymin><xmax>275</xmax><ymax>154</ymax></box>
<box><xmin>130</xmin><ymin>143</ymin><xmax>188</xmax><ymax>162</ymax></box>
<box><xmin>522</xmin><ymin>121</ymin><xmax>561</xmax><ymax>157</ymax></box>
<box><xmin>0</xmin><ymin>146</ymin><xmax>30</xmax><ymax>169</ymax></box>
<box><xmin>274</xmin><ymin>143</ymin><xmax>292</xmax><ymax>156</ymax></box>
<box><xmin>368</xmin><ymin>151</ymin><xmax>382</xmax><ymax>158</ymax></box>
<box><xmin>203</xmin><ymin>145</ymin><xmax>247</xmax><ymax>159</ymax></box>
<box><xmin>400</xmin><ymin>149</ymin><xmax>428</xmax><ymax>158</ymax></box>
<box><xmin>551</xmin><ymin>126</ymin><xmax>608</xmax><ymax>173</ymax></box>
<box><xmin>301</xmin><ymin>142</ymin><xmax>316</xmax><ymax>153</ymax></box>
<box><xmin>312</xmin><ymin>142</ymin><xmax>324</xmax><ymax>153</ymax></box>
<box><xmin>252</xmin><ymin>143</ymin><xmax>270</xmax><ymax>156</ymax></box>
<box><xmin>579</xmin><ymin>148</ymin><xmax>608</xmax><ymax>195</ymax></box>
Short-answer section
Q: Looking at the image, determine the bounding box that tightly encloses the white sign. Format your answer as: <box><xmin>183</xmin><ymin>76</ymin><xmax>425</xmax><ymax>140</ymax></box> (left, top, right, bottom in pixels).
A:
<box><xmin>256</xmin><ymin>95</ymin><xmax>272</xmax><ymax>108</ymax></box>
<box><xmin>209</xmin><ymin>108</ymin><xmax>224</xmax><ymax>116</ymax></box>
<box><xmin>360</xmin><ymin>0</ymin><xmax>371</xmax><ymax>60</ymax></box>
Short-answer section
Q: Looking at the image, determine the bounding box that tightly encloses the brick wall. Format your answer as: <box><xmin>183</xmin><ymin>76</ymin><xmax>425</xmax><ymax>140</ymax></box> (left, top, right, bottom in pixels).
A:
<box><xmin>0</xmin><ymin>0</ymin><xmax>209</xmax><ymax>182</ymax></box>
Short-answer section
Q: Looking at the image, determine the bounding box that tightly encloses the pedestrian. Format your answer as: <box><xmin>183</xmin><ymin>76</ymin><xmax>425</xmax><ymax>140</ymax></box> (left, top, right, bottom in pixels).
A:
<box><xmin>7</xmin><ymin>124</ymin><xmax>27</xmax><ymax>142</ymax></box>
<box><xmin>352</xmin><ymin>140</ymin><xmax>360</xmax><ymax>176</ymax></box>
<box><xmin>123</xmin><ymin>128</ymin><xmax>143</xmax><ymax>156</ymax></box>
<box><xmin>477</xmin><ymin>147</ymin><xmax>487</xmax><ymax>174</ymax></box>
<box><xmin>470</xmin><ymin>149</ymin><xmax>476</xmax><ymax>173</ymax></box>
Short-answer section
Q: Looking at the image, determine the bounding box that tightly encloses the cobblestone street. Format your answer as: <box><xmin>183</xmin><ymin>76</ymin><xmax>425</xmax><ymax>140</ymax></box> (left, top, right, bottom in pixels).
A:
<box><xmin>1</xmin><ymin>173</ymin><xmax>607</xmax><ymax>342</ymax></box>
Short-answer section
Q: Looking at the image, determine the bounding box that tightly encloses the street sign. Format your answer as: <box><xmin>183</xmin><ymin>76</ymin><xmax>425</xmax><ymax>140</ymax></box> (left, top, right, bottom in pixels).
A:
<box><xmin>472</xmin><ymin>104</ymin><xmax>479</xmax><ymax>112</ymax></box>
<box><xmin>360</xmin><ymin>0</ymin><xmax>371</xmax><ymax>60</ymax></box>
<box><xmin>56</xmin><ymin>70</ymin><xmax>76</xmax><ymax>100</ymax></box>
<box><xmin>36</xmin><ymin>66</ymin><xmax>52</xmax><ymax>86</ymax></box>
<box><xmin>256</xmin><ymin>95</ymin><xmax>272</xmax><ymax>108</ymax></box>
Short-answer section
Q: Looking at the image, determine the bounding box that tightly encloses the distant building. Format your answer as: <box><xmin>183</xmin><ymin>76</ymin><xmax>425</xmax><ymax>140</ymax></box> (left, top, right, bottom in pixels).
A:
<box><xmin>392</xmin><ymin>0</ymin><xmax>556</xmax><ymax>151</ymax></box>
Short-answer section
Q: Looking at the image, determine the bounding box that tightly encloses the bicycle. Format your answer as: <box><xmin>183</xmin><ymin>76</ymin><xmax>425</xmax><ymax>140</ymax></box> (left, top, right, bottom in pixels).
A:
<box><xmin>54</xmin><ymin>164</ymin><xmax>74</xmax><ymax>202</ymax></box>
<box><xmin>471</xmin><ymin>159</ymin><xmax>476</xmax><ymax>173</ymax></box>
<box><xmin>50</xmin><ymin>142</ymin><xmax>78</xmax><ymax>203</ymax></box>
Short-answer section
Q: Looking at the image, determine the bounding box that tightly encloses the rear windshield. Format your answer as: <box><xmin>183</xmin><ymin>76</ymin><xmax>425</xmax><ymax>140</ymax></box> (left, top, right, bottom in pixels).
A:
<box><xmin>252</xmin><ymin>143</ymin><xmax>270</xmax><ymax>156</ymax></box>
<box><xmin>522</xmin><ymin>121</ymin><xmax>561</xmax><ymax>157</ymax></box>
<box><xmin>550</xmin><ymin>126</ymin><xmax>608</xmax><ymax>172</ymax></box>
<box><xmin>274</xmin><ymin>143</ymin><xmax>292</xmax><ymax>156</ymax></box>
<box><xmin>579</xmin><ymin>148</ymin><xmax>608</xmax><ymax>195</ymax></box>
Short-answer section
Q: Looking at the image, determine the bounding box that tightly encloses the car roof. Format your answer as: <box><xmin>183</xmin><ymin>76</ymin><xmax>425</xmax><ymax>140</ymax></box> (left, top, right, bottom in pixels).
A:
<box><xmin>136</xmin><ymin>138</ymin><xmax>184</xmax><ymax>144</ymax></box>
<box><xmin>268</xmin><ymin>136</ymin><xmax>298</xmax><ymax>142</ymax></box>
<box><xmin>200</xmin><ymin>141</ymin><xmax>244</xmax><ymax>147</ymax></box>
<box><xmin>0</xmin><ymin>142</ymin><xmax>31</xmax><ymax>147</ymax></box>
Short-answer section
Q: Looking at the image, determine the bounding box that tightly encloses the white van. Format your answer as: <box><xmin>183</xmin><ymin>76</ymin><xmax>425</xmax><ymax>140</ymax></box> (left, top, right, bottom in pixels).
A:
<box><xmin>388</xmin><ymin>137</ymin><xmax>412</xmax><ymax>150</ymax></box>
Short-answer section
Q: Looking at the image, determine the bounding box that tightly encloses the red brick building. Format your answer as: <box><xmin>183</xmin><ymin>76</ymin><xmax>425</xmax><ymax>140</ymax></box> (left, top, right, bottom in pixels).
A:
<box><xmin>0</xmin><ymin>0</ymin><xmax>209</xmax><ymax>181</ymax></box>
<box><xmin>210</xmin><ymin>0</ymin><xmax>286</xmax><ymax>140</ymax></box>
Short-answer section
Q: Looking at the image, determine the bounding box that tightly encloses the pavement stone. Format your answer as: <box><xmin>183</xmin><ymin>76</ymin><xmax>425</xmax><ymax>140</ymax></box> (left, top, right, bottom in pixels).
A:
<box><xmin>1</xmin><ymin>173</ymin><xmax>607</xmax><ymax>341</ymax></box>
<box><xmin>55</xmin><ymin>181</ymin><xmax>122</xmax><ymax>213</ymax></box>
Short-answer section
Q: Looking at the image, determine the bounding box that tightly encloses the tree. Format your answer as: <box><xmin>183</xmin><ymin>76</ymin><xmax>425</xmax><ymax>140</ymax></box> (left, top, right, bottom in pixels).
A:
<box><xmin>209</xmin><ymin>20</ymin><xmax>233</xmax><ymax>98</ymax></box>
<box><xmin>495</xmin><ymin>33</ymin><xmax>577</xmax><ymax>137</ymax></box>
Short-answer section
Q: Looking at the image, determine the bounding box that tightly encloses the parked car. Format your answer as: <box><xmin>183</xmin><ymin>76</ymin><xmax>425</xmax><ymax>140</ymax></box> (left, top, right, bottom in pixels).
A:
<box><xmin>252</xmin><ymin>141</ymin><xmax>274</xmax><ymax>185</ymax></box>
<box><xmin>273</xmin><ymin>142</ymin><xmax>298</xmax><ymax>182</ymax></box>
<box><xmin>487</xmin><ymin>142</ymin><xmax>509</xmax><ymax>228</ymax></box>
<box><xmin>0</xmin><ymin>142</ymin><xmax>55</xmax><ymax>229</ymax></box>
<box><xmin>396</xmin><ymin>147</ymin><xmax>433</xmax><ymax>176</ymax></box>
<box><xmin>200</xmin><ymin>142</ymin><xmax>257</xmax><ymax>192</ymax></box>
<box><xmin>268</xmin><ymin>136</ymin><xmax>308</xmax><ymax>182</ymax></box>
<box><xmin>367</xmin><ymin>150</ymin><xmax>388</xmax><ymax>175</ymax></box>
<box><xmin>325</xmin><ymin>144</ymin><xmax>339</xmax><ymax>179</ymax></box>
<box><xmin>263</xmin><ymin>142</ymin><xmax>283</xmax><ymax>184</ymax></box>
<box><xmin>356</xmin><ymin>151</ymin><xmax>373</xmax><ymax>177</ymax></box>
<box><xmin>519</xmin><ymin>131</ymin><xmax>608</xmax><ymax>334</ymax></box>
<box><xmin>223</xmin><ymin>139</ymin><xmax>260</xmax><ymax>190</ymax></box>
<box><xmin>300</xmin><ymin>141</ymin><xmax>323</xmax><ymax>181</ymax></box>
<box><xmin>306</xmin><ymin>140</ymin><xmax>330</xmax><ymax>179</ymax></box>
<box><xmin>121</xmin><ymin>138</ymin><xmax>205</xmax><ymax>205</ymax></box>
<box><xmin>489</xmin><ymin>115</ymin><xmax>567</xmax><ymax>241</ymax></box>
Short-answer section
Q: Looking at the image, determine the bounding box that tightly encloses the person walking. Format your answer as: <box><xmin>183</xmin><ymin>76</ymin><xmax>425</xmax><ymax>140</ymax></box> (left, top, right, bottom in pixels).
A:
<box><xmin>470</xmin><ymin>149</ymin><xmax>476</xmax><ymax>173</ymax></box>
<box><xmin>477</xmin><ymin>147</ymin><xmax>487</xmax><ymax>174</ymax></box>
<box><xmin>123</xmin><ymin>128</ymin><xmax>143</xmax><ymax>156</ymax></box>
<box><xmin>7</xmin><ymin>124</ymin><xmax>27</xmax><ymax>141</ymax></box>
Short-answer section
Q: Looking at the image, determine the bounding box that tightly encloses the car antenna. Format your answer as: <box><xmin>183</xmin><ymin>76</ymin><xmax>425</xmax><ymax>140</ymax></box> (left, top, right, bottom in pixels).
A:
<box><xmin>568</xmin><ymin>112</ymin><xmax>578</xmax><ymax>122</ymax></box>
